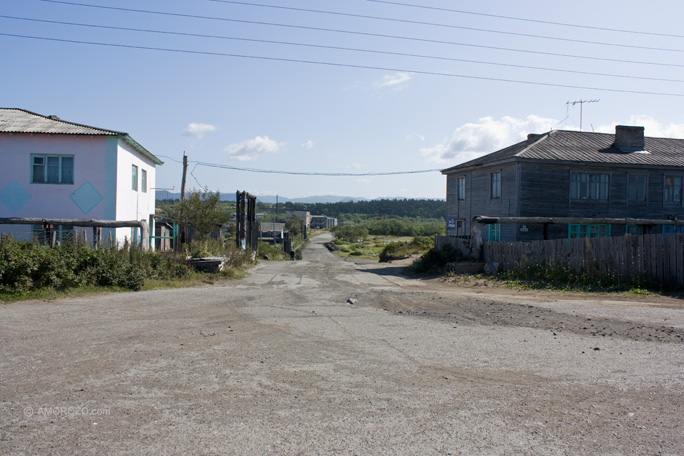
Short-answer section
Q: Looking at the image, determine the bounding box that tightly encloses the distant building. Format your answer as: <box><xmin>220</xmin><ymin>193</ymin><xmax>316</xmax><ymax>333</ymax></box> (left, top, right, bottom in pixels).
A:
<box><xmin>310</xmin><ymin>215</ymin><xmax>338</xmax><ymax>230</ymax></box>
<box><xmin>259</xmin><ymin>222</ymin><xmax>286</xmax><ymax>243</ymax></box>
<box><xmin>441</xmin><ymin>125</ymin><xmax>684</xmax><ymax>241</ymax></box>
<box><xmin>0</xmin><ymin>108</ymin><xmax>163</xmax><ymax>245</ymax></box>
<box><xmin>285</xmin><ymin>210</ymin><xmax>311</xmax><ymax>227</ymax></box>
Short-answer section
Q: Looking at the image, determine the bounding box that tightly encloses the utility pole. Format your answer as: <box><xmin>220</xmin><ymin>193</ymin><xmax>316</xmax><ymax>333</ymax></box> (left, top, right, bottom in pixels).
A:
<box><xmin>566</xmin><ymin>99</ymin><xmax>599</xmax><ymax>132</ymax></box>
<box><xmin>180</xmin><ymin>152</ymin><xmax>188</xmax><ymax>201</ymax></box>
<box><xmin>177</xmin><ymin>152</ymin><xmax>188</xmax><ymax>250</ymax></box>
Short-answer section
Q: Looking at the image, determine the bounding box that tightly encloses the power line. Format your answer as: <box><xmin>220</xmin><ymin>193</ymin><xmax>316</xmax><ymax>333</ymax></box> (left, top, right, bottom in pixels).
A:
<box><xmin>4</xmin><ymin>15</ymin><xmax>681</xmax><ymax>84</ymax></box>
<box><xmin>154</xmin><ymin>156</ymin><xmax>442</xmax><ymax>176</ymax></box>
<box><xmin>208</xmin><ymin>0</ymin><xmax>684</xmax><ymax>54</ymax></box>
<box><xmin>3</xmin><ymin>32</ymin><xmax>683</xmax><ymax>97</ymax></box>
<box><xmin>367</xmin><ymin>0</ymin><xmax>684</xmax><ymax>39</ymax></box>
<box><xmin>36</xmin><ymin>0</ymin><xmax>684</xmax><ymax>69</ymax></box>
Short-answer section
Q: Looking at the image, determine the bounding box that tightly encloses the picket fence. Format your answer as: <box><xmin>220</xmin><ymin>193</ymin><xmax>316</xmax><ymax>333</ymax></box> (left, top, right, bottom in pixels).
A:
<box><xmin>483</xmin><ymin>233</ymin><xmax>684</xmax><ymax>287</ymax></box>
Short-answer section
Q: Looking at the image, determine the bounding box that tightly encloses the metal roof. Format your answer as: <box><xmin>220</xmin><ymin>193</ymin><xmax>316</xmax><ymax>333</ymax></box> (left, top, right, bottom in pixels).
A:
<box><xmin>0</xmin><ymin>108</ymin><xmax>163</xmax><ymax>165</ymax></box>
<box><xmin>441</xmin><ymin>129</ymin><xmax>684</xmax><ymax>174</ymax></box>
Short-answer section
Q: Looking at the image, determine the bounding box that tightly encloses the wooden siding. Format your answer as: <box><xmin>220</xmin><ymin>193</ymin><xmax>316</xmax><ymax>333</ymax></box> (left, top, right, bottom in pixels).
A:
<box><xmin>446</xmin><ymin>158</ymin><xmax>684</xmax><ymax>243</ymax></box>
<box><xmin>445</xmin><ymin>163</ymin><xmax>518</xmax><ymax>240</ymax></box>
<box><xmin>483</xmin><ymin>233</ymin><xmax>684</xmax><ymax>288</ymax></box>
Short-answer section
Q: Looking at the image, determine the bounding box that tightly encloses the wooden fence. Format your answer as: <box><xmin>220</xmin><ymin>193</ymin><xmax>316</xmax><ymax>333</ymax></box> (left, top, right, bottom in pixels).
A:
<box><xmin>483</xmin><ymin>233</ymin><xmax>684</xmax><ymax>287</ymax></box>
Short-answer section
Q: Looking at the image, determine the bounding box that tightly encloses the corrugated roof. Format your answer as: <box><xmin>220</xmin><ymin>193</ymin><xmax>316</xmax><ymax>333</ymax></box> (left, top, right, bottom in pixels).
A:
<box><xmin>0</xmin><ymin>108</ymin><xmax>163</xmax><ymax>165</ymax></box>
<box><xmin>441</xmin><ymin>129</ymin><xmax>684</xmax><ymax>174</ymax></box>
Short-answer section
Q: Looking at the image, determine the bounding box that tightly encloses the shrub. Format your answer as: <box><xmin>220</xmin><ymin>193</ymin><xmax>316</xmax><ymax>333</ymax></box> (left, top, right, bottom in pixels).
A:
<box><xmin>379</xmin><ymin>236</ymin><xmax>435</xmax><ymax>262</ymax></box>
<box><xmin>406</xmin><ymin>244</ymin><xmax>468</xmax><ymax>274</ymax></box>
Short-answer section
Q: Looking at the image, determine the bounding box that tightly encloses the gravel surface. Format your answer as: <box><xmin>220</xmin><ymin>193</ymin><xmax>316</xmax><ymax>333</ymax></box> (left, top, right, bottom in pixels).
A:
<box><xmin>1</xmin><ymin>232</ymin><xmax>683</xmax><ymax>455</ymax></box>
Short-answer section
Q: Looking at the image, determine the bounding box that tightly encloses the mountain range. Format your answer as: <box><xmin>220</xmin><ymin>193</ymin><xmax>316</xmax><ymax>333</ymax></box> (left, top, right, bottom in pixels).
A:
<box><xmin>155</xmin><ymin>191</ymin><xmax>387</xmax><ymax>204</ymax></box>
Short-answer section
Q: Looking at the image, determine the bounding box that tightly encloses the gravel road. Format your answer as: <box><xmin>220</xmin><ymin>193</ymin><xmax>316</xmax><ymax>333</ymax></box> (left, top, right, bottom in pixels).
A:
<box><xmin>1</xmin><ymin>232</ymin><xmax>683</xmax><ymax>455</ymax></box>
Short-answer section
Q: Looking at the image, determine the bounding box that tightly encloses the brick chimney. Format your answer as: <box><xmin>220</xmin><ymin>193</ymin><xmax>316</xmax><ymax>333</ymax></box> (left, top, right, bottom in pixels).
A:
<box><xmin>613</xmin><ymin>125</ymin><xmax>645</xmax><ymax>152</ymax></box>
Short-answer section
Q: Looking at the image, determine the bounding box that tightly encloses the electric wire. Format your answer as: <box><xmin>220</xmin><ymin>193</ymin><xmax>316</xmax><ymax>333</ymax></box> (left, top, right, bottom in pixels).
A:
<box><xmin>367</xmin><ymin>0</ymin><xmax>684</xmax><ymax>39</ymax></box>
<box><xmin>3</xmin><ymin>32</ymin><xmax>682</xmax><ymax>97</ymax></box>
<box><xmin>208</xmin><ymin>0</ymin><xmax>684</xmax><ymax>53</ymax></box>
<box><xmin>36</xmin><ymin>0</ymin><xmax>684</xmax><ymax>69</ymax></box>
<box><xmin>4</xmin><ymin>15</ymin><xmax>681</xmax><ymax>84</ymax></box>
<box><xmin>155</xmin><ymin>155</ymin><xmax>442</xmax><ymax>176</ymax></box>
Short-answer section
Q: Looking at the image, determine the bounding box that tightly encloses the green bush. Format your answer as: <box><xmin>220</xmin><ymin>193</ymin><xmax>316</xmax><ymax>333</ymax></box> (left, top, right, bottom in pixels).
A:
<box><xmin>406</xmin><ymin>244</ymin><xmax>467</xmax><ymax>274</ymax></box>
<box><xmin>0</xmin><ymin>238</ymin><xmax>194</xmax><ymax>294</ymax></box>
<box><xmin>379</xmin><ymin>236</ymin><xmax>434</xmax><ymax>262</ymax></box>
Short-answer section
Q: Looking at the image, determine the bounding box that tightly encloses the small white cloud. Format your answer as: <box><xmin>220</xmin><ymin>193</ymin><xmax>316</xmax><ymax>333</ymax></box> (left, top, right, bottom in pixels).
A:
<box><xmin>420</xmin><ymin>115</ymin><xmax>558</xmax><ymax>164</ymax></box>
<box><xmin>225</xmin><ymin>136</ymin><xmax>284</xmax><ymax>161</ymax></box>
<box><xmin>374</xmin><ymin>72</ymin><xmax>412</xmax><ymax>90</ymax></box>
<box><xmin>406</xmin><ymin>133</ymin><xmax>425</xmax><ymax>142</ymax></box>
<box><xmin>184</xmin><ymin>123</ymin><xmax>216</xmax><ymax>139</ymax></box>
<box><xmin>301</xmin><ymin>140</ymin><xmax>314</xmax><ymax>150</ymax></box>
<box><xmin>347</xmin><ymin>162</ymin><xmax>363</xmax><ymax>169</ymax></box>
<box><xmin>356</xmin><ymin>178</ymin><xmax>371</xmax><ymax>184</ymax></box>
<box><xmin>596</xmin><ymin>116</ymin><xmax>684</xmax><ymax>138</ymax></box>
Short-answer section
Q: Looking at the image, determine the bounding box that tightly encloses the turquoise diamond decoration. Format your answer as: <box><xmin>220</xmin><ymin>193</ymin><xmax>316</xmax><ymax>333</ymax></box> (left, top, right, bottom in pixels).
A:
<box><xmin>70</xmin><ymin>181</ymin><xmax>103</xmax><ymax>214</ymax></box>
<box><xmin>0</xmin><ymin>181</ymin><xmax>31</xmax><ymax>213</ymax></box>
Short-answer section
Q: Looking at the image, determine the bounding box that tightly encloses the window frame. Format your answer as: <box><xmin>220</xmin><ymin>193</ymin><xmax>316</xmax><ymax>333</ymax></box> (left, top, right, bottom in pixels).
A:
<box><xmin>568</xmin><ymin>223</ymin><xmax>612</xmax><ymax>239</ymax></box>
<box><xmin>132</xmin><ymin>164</ymin><xmax>139</xmax><ymax>191</ymax></box>
<box><xmin>570</xmin><ymin>172</ymin><xmax>609</xmax><ymax>201</ymax></box>
<box><xmin>31</xmin><ymin>154</ymin><xmax>74</xmax><ymax>184</ymax></box>
<box><xmin>141</xmin><ymin>169</ymin><xmax>147</xmax><ymax>193</ymax></box>
<box><xmin>628</xmin><ymin>174</ymin><xmax>647</xmax><ymax>202</ymax></box>
<box><xmin>664</xmin><ymin>175</ymin><xmax>682</xmax><ymax>205</ymax></box>
<box><xmin>490</xmin><ymin>172</ymin><xmax>501</xmax><ymax>199</ymax></box>
<box><xmin>457</xmin><ymin>176</ymin><xmax>465</xmax><ymax>200</ymax></box>
<box><xmin>488</xmin><ymin>223</ymin><xmax>501</xmax><ymax>241</ymax></box>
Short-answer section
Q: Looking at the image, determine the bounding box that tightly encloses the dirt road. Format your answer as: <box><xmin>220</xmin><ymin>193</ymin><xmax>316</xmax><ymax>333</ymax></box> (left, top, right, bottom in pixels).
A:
<box><xmin>1</xmin><ymin>232</ymin><xmax>683</xmax><ymax>455</ymax></box>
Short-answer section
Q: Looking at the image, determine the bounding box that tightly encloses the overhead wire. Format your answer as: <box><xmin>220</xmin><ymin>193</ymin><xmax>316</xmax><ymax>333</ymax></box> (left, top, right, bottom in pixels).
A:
<box><xmin>3</xmin><ymin>15</ymin><xmax>682</xmax><ymax>84</ymax></box>
<box><xmin>366</xmin><ymin>0</ymin><xmax>684</xmax><ymax>39</ymax></box>
<box><xmin>152</xmin><ymin>156</ymin><xmax>443</xmax><ymax>176</ymax></box>
<box><xmin>35</xmin><ymin>0</ymin><xmax>684</xmax><ymax>69</ymax></box>
<box><xmin>208</xmin><ymin>0</ymin><xmax>684</xmax><ymax>53</ymax></box>
<box><xmin>3</xmin><ymin>32</ymin><xmax>683</xmax><ymax>97</ymax></box>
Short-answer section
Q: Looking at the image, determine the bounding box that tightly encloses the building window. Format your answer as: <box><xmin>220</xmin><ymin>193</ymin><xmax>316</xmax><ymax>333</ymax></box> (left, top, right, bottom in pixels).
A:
<box><xmin>664</xmin><ymin>176</ymin><xmax>682</xmax><ymax>204</ymax></box>
<box><xmin>31</xmin><ymin>155</ymin><xmax>74</xmax><ymax>184</ymax></box>
<box><xmin>628</xmin><ymin>175</ymin><xmax>647</xmax><ymax>202</ymax></box>
<box><xmin>457</xmin><ymin>177</ymin><xmax>465</xmax><ymax>200</ymax></box>
<box><xmin>570</xmin><ymin>172</ymin><xmax>608</xmax><ymax>200</ymax></box>
<box><xmin>568</xmin><ymin>224</ymin><xmax>611</xmax><ymax>239</ymax></box>
<box><xmin>626</xmin><ymin>225</ymin><xmax>644</xmax><ymax>235</ymax></box>
<box><xmin>491</xmin><ymin>172</ymin><xmax>501</xmax><ymax>199</ymax></box>
<box><xmin>488</xmin><ymin>223</ymin><xmax>501</xmax><ymax>241</ymax></box>
<box><xmin>662</xmin><ymin>225</ymin><xmax>684</xmax><ymax>234</ymax></box>
<box><xmin>132</xmin><ymin>165</ymin><xmax>138</xmax><ymax>191</ymax></box>
<box><xmin>141</xmin><ymin>169</ymin><xmax>147</xmax><ymax>193</ymax></box>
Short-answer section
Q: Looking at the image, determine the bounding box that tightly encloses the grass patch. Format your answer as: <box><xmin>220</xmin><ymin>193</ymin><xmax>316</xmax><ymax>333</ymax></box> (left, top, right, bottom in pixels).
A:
<box><xmin>493</xmin><ymin>262</ymin><xmax>678</xmax><ymax>295</ymax></box>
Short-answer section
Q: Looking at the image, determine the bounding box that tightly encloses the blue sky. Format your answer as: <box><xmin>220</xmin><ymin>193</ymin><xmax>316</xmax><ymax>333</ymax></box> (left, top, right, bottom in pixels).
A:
<box><xmin>3</xmin><ymin>0</ymin><xmax>684</xmax><ymax>199</ymax></box>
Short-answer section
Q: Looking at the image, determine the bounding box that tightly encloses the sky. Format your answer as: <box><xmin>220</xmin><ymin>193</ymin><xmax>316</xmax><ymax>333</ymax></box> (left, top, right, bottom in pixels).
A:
<box><xmin>3</xmin><ymin>0</ymin><xmax>684</xmax><ymax>200</ymax></box>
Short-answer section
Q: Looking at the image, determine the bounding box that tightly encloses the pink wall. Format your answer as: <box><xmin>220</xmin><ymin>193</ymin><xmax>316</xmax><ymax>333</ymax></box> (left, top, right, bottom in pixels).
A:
<box><xmin>0</xmin><ymin>133</ymin><xmax>109</xmax><ymax>221</ymax></box>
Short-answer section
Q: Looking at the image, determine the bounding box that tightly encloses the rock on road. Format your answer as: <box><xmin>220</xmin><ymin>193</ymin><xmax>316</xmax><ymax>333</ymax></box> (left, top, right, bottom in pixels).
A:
<box><xmin>1</xmin><ymin>232</ymin><xmax>683</xmax><ymax>455</ymax></box>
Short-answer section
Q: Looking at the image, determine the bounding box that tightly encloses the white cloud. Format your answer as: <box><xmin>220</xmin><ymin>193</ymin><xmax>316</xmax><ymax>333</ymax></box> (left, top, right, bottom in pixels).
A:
<box><xmin>374</xmin><ymin>72</ymin><xmax>412</xmax><ymax>90</ymax></box>
<box><xmin>420</xmin><ymin>115</ymin><xmax>558</xmax><ymax>164</ymax></box>
<box><xmin>184</xmin><ymin>123</ymin><xmax>216</xmax><ymax>139</ymax></box>
<box><xmin>596</xmin><ymin>116</ymin><xmax>684</xmax><ymax>138</ymax></box>
<box><xmin>301</xmin><ymin>140</ymin><xmax>314</xmax><ymax>150</ymax></box>
<box><xmin>406</xmin><ymin>133</ymin><xmax>425</xmax><ymax>142</ymax></box>
<box><xmin>347</xmin><ymin>162</ymin><xmax>363</xmax><ymax>169</ymax></box>
<box><xmin>225</xmin><ymin>136</ymin><xmax>284</xmax><ymax>161</ymax></box>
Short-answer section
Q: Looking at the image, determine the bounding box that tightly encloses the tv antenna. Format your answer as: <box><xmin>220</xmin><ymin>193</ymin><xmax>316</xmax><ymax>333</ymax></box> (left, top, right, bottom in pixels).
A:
<box><xmin>566</xmin><ymin>99</ymin><xmax>599</xmax><ymax>132</ymax></box>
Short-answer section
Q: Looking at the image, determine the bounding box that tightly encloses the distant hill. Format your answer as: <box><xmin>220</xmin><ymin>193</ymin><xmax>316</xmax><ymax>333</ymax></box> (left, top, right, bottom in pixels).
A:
<box><xmin>155</xmin><ymin>191</ymin><xmax>427</xmax><ymax>204</ymax></box>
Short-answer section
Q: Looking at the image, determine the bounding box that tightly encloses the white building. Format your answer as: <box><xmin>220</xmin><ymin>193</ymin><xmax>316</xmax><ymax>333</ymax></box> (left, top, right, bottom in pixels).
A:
<box><xmin>0</xmin><ymin>108</ymin><xmax>163</xmax><ymax>246</ymax></box>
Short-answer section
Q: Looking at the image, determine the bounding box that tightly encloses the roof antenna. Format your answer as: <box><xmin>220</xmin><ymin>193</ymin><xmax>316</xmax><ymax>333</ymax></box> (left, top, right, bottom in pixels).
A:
<box><xmin>566</xmin><ymin>99</ymin><xmax>599</xmax><ymax>132</ymax></box>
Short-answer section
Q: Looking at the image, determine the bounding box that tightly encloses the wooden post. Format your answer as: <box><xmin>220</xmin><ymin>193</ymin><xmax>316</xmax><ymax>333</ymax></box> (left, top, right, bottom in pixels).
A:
<box><xmin>470</xmin><ymin>219</ymin><xmax>484</xmax><ymax>261</ymax></box>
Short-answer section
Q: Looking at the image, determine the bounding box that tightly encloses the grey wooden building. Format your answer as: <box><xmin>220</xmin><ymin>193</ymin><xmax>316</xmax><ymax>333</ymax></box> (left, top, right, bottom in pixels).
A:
<box><xmin>441</xmin><ymin>126</ymin><xmax>684</xmax><ymax>242</ymax></box>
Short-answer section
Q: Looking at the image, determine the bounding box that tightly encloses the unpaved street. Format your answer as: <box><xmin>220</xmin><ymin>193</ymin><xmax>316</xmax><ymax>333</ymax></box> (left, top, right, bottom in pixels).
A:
<box><xmin>1</xmin><ymin>233</ymin><xmax>683</xmax><ymax>455</ymax></box>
